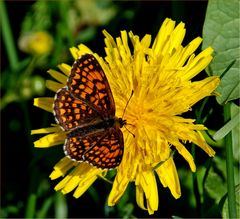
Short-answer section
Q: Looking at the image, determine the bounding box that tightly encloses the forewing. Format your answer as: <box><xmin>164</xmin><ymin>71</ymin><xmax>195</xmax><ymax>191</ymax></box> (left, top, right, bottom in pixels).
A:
<box><xmin>53</xmin><ymin>87</ymin><xmax>101</xmax><ymax>131</ymax></box>
<box><xmin>64</xmin><ymin>129</ymin><xmax>124</xmax><ymax>169</ymax></box>
<box><xmin>67</xmin><ymin>54</ymin><xmax>115</xmax><ymax>117</ymax></box>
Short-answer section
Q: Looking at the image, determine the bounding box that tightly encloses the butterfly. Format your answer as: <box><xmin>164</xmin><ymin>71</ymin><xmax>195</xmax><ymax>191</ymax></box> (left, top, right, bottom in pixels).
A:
<box><xmin>53</xmin><ymin>54</ymin><xmax>126</xmax><ymax>169</ymax></box>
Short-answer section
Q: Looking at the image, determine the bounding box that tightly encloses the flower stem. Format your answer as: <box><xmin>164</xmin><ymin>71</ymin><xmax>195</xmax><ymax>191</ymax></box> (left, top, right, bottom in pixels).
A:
<box><xmin>25</xmin><ymin>193</ymin><xmax>37</xmax><ymax>218</ymax></box>
<box><xmin>224</xmin><ymin>103</ymin><xmax>237</xmax><ymax>218</ymax></box>
<box><xmin>191</xmin><ymin>98</ymin><xmax>209</xmax><ymax>215</ymax></box>
<box><xmin>191</xmin><ymin>145</ymin><xmax>201</xmax><ymax>215</ymax></box>
<box><xmin>0</xmin><ymin>92</ymin><xmax>18</xmax><ymax>110</ymax></box>
<box><xmin>0</xmin><ymin>0</ymin><xmax>19</xmax><ymax>71</ymax></box>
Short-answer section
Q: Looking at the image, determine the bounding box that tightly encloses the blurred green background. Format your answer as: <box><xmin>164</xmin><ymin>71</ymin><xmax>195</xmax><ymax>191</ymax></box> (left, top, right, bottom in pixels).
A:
<box><xmin>1</xmin><ymin>0</ymin><xmax>239</xmax><ymax>218</ymax></box>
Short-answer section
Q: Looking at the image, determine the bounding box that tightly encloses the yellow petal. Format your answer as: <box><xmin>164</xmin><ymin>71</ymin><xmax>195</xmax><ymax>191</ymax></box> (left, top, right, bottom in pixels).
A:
<box><xmin>54</xmin><ymin>162</ymin><xmax>102</xmax><ymax>197</ymax></box>
<box><xmin>62</xmin><ymin>166</ymin><xmax>86</xmax><ymax>194</ymax></box>
<box><xmin>182</xmin><ymin>47</ymin><xmax>213</xmax><ymax>81</ymax></box>
<box><xmin>155</xmin><ymin>157</ymin><xmax>181</xmax><ymax>199</ymax></box>
<box><xmin>54</xmin><ymin>163</ymin><xmax>92</xmax><ymax>192</ymax></box>
<box><xmin>135</xmin><ymin>171</ymin><xmax>159</xmax><ymax>214</ymax></box>
<box><xmin>47</xmin><ymin>69</ymin><xmax>68</xmax><ymax>84</ymax></box>
<box><xmin>54</xmin><ymin>173</ymin><xmax>73</xmax><ymax>191</ymax></box>
<box><xmin>69</xmin><ymin>45</ymin><xmax>93</xmax><ymax>60</ymax></box>
<box><xmin>53</xmin><ymin>163</ymin><xmax>100</xmax><ymax>196</ymax></box>
<box><xmin>46</xmin><ymin>80</ymin><xmax>63</xmax><ymax>92</ymax></box>
<box><xmin>73</xmin><ymin>164</ymin><xmax>102</xmax><ymax>198</ymax></box>
<box><xmin>136</xmin><ymin>185</ymin><xmax>147</xmax><ymax>210</ymax></box>
<box><xmin>169</xmin><ymin>21</ymin><xmax>186</xmax><ymax>51</ymax></box>
<box><xmin>73</xmin><ymin>175</ymin><xmax>97</xmax><ymax>198</ymax></box>
<box><xmin>31</xmin><ymin>126</ymin><xmax>61</xmax><ymax>135</ymax></box>
<box><xmin>50</xmin><ymin>157</ymin><xmax>76</xmax><ymax>180</ymax></box>
<box><xmin>175</xmin><ymin>37</ymin><xmax>202</xmax><ymax>68</ymax></box>
<box><xmin>57</xmin><ymin>63</ymin><xmax>71</xmax><ymax>76</ymax></box>
<box><xmin>170</xmin><ymin>138</ymin><xmax>196</xmax><ymax>172</ymax></box>
<box><xmin>145</xmin><ymin>172</ymin><xmax>159</xmax><ymax>214</ymax></box>
<box><xmin>34</xmin><ymin>132</ymin><xmax>66</xmax><ymax>147</ymax></box>
<box><xmin>195</xmin><ymin>131</ymin><xmax>215</xmax><ymax>156</ymax></box>
<box><xmin>108</xmin><ymin>171</ymin><xmax>130</xmax><ymax>206</ymax></box>
<box><xmin>69</xmin><ymin>47</ymin><xmax>79</xmax><ymax>60</ymax></box>
<box><xmin>77</xmin><ymin>44</ymin><xmax>93</xmax><ymax>55</ymax></box>
<box><xmin>33</xmin><ymin>97</ymin><xmax>53</xmax><ymax>112</ymax></box>
<box><xmin>152</xmin><ymin>18</ymin><xmax>176</xmax><ymax>55</ymax></box>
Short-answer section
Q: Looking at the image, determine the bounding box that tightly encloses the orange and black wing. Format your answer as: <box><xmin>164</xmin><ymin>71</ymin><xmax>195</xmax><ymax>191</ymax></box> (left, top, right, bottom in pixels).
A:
<box><xmin>67</xmin><ymin>54</ymin><xmax>115</xmax><ymax>118</ymax></box>
<box><xmin>53</xmin><ymin>54</ymin><xmax>115</xmax><ymax>131</ymax></box>
<box><xmin>53</xmin><ymin>87</ymin><xmax>101</xmax><ymax>131</ymax></box>
<box><xmin>64</xmin><ymin>128</ymin><xmax>124</xmax><ymax>169</ymax></box>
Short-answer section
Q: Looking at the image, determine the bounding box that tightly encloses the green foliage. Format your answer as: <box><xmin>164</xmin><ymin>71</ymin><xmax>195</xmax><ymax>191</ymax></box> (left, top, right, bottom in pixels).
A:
<box><xmin>213</xmin><ymin>105</ymin><xmax>240</xmax><ymax>141</ymax></box>
<box><xmin>54</xmin><ymin>193</ymin><xmax>68</xmax><ymax>218</ymax></box>
<box><xmin>202</xmin><ymin>1</ymin><xmax>240</xmax><ymax>217</ymax></box>
<box><xmin>221</xmin><ymin>184</ymin><xmax>240</xmax><ymax>219</ymax></box>
<box><xmin>21</xmin><ymin>1</ymin><xmax>52</xmax><ymax>32</ymax></box>
<box><xmin>203</xmin><ymin>157</ymin><xmax>227</xmax><ymax>216</ymax></box>
<box><xmin>202</xmin><ymin>0</ymin><xmax>240</xmax><ymax>105</ymax></box>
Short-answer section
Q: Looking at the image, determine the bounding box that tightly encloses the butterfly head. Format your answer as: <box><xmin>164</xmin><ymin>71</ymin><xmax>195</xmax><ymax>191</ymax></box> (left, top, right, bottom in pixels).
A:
<box><xmin>114</xmin><ymin>117</ymin><xmax>126</xmax><ymax>129</ymax></box>
<box><xmin>119</xmin><ymin>118</ymin><xmax>127</xmax><ymax>128</ymax></box>
<box><xmin>116</xmin><ymin>117</ymin><xmax>135</xmax><ymax>138</ymax></box>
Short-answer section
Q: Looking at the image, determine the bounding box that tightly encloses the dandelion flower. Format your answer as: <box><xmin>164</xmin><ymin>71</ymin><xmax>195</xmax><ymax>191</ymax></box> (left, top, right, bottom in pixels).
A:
<box><xmin>19</xmin><ymin>31</ymin><xmax>53</xmax><ymax>55</ymax></box>
<box><xmin>32</xmin><ymin>18</ymin><xmax>220</xmax><ymax>214</ymax></box>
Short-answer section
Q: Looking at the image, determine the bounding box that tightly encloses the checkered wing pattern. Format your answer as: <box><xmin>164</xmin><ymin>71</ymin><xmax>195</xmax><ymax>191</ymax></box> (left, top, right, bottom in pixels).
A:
<box><xmin>67</xmin><ymin>54</ymin><xmax>115</xmax><ymax>118</ymax></box>
<box><xmin>64</xmin><ymin>129</ymin><xmax>124</xmax><ymax>169</ymax></box>
<box><xmin>53</xmin><ymin>87</ymin><xmax>101</xmax><ymax>131</ymax></box>
<box><xmin>53</xmin><ymin>54</ymin><xmax>125</xmax><ymax>169</ymax></box>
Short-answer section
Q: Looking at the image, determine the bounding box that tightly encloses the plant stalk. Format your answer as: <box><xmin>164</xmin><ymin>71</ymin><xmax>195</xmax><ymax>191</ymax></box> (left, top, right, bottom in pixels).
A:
<box><xmin>0</xmin><ymin>1</ymin><xmax>19</xmax><ymax>71</ymax></box>
<box><xmin>224</xmin><ymin>103</ymin><xmax>237</xmax><ymax>218</ymax></box>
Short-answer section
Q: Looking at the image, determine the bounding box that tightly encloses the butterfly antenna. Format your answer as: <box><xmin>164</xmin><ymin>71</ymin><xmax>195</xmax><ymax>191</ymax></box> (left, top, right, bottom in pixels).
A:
<box><xmin>124</xmin><ymin>125</ymin><xmax>135</xmax><ymax>138</ymax></box>
<box><xmin>121</xmin><ymin>90</ymin><xmax>135</xmax><ymax>138</ymax></box>
<box><xmin>121</xmin><ymin>90</ymin><xmax>134</xmax><ymax>119</ymax></box>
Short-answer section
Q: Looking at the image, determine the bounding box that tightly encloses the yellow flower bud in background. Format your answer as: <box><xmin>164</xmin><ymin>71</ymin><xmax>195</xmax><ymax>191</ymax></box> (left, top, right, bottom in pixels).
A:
<box><xmin>18</xmin><ymin>31</ymin><xmax>53</xmax><ymax>56</ymax></box>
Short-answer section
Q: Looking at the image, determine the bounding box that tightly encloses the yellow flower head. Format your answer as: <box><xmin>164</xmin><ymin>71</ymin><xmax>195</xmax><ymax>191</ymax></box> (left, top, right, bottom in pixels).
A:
<box><xmin>32</xmin><ymin>18</ymin><xmax>220</xmax><ymax>214</ymax></box>
<box><xmin>19</xmin><ymin>31</ymin><xmax>53</xmax><ymax>55</ymax></box>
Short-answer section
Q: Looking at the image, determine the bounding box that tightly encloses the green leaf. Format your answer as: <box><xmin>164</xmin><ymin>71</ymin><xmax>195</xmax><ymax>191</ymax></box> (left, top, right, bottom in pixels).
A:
<box><xmin>202</xmin><ymin>157</ymin><xmax>227</xmax><ymax>217</ymax></box>
<box><xmin>213</xmin><ymin>108</ymin><xmax>240</xmax><ymax>141</ymax></box>
<box><xmin>36</xmin><ymin>196</ymin><xmax>53</xmax><ymax>218</ymax></box>
<box><xmin>54</xmin><ymin>192</ymin><xmax>68</xmax><ymax>218</ymax></box>
<box><xmin>172</xmin><ymin>216</ymin><xmax>184</xmax><ymax>219</ymax></box>
<box><xmin>202</xmin><ymin>0</ymin><xmax>240</xmax><ymax>104</ymax></box>
<box><xmin>25</xmin><ymin>193</ymin><xmax>37</xmax><ymax>218</ymax></box>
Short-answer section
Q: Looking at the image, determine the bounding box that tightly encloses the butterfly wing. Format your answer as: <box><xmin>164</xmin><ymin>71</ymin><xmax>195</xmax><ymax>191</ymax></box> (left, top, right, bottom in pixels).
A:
<box><xmin>64</xmin><ymin>128</ymin><xmax>124</xmax><ymax>169</ymax></box>
<box><xmin>67</xmin><ymin>54</ymin><xmax>115</xmax><ymax>118</ymax></box>
<box><xmin>53</xmin><ymin>54</ymin><xmax>115</xmax><ymax>131</ymax></box>
<box><xmin>53</xmin><ymin>53</ymin><xmax>124</xmax><ymax>168</ymax></box>
<box><xmin>53</xmin><ymin>87</ymin><xmax>101</xmax><ymax>131</ymax></box>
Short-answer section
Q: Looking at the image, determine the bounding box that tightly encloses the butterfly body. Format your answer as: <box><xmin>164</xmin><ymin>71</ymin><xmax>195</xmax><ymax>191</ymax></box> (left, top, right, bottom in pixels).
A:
<box><xmin>53</xmin><ymin>54</ymin><xmax>125</xmax><ymax>169</ymax></box>
<box><xmin>67</xmin><ymin>117</ymin><xmax>126</xmax><ymax>138</ymax></box>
